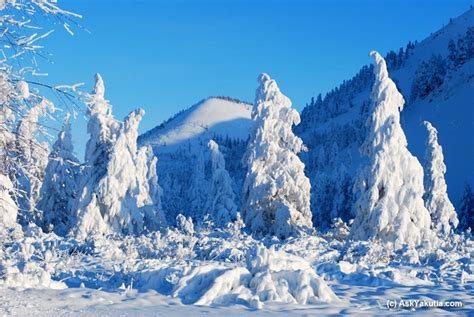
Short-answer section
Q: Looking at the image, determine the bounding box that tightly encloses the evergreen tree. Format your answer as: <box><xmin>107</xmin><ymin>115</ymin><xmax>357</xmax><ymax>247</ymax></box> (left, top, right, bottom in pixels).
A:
<box><xmin>410</xmin><ymin>55</ymin><xmax>446</xmax><ymax>101</ymax></box>
<box><xmin>465</xmin><ymin>27</ymin><xmax>474</xmax><ymax>59</ymax></box>
<box><xmin>397</xmin><ymin>47</ymin><xmax>404</xmax><ymax>67</ymax></box>
<box><xmin>38</xmin><ymin>114</ymin><xmax>80</xmax><ymax>235</ymax></box>
<box><xmin>457</xmin><ymin>37</ymin><xmax>467</xmax><ymax>64</ymax></box>
<box><xmin>205</xmin><ymin>140</ymin><xmax>238</xmax><ymax>227</ymax></box>
<box><xmin>242</xmin><ymin>73</ymin><xmax>313</xmax><ymax>239</ymax></box>
<box><xmin>75</xmin><ymin>74</ymin><xmax>162</xmax><ymax>238</ymax></box>
<box><xmin>331</xmin><ymin>164</ymin><xmax>353</xmax><ymax>223</ymax></box>
<box><xmin>350</xmin><ymin>51</ymin><xmax>432</xmax><ymax>248</ymax></box>
<box><xmin>423</xmin><ymin>121</ymin><xmax>458</xmax><ymax>235</ymax></box>
<box><xmin>448</xmin><ymin>39</ymin><xmax>459</xmax><ymax>67</ymax></box>
<box><xmin>458</xmin><ymin>184</ymin><xmax>474</xmax><ymax>231</ymax></box>
<box><xmin>140</xmin><ymin>146</ymin><xmax>166</xmax><ymax>231</ymax></box>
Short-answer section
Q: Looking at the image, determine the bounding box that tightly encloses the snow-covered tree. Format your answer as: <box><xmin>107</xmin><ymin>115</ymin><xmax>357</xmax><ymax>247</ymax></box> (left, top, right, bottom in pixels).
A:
<box><xmin>188</xmin><ymin>144</ymin><xmax>209</xmax><ymax>222</ymax></box>
<box><xmin>448</xmin><ymin>39</ymin><xmax>460</xmax><ymax>67</ymax></box>
<box><xmin>422</xmin><ymin>121</ymin><xmax>458</xmax><ymax>235</ymax></box>
<box><xmin>0</xmin><ymin>1</ymin><xmax>79</xmax><ymax>231</ymax></box>
<box><xmin>410</xmin><ymin>54</ymin><xmax>447</xmax><ymax>102</ymax></box>
<box><xmin>205</xmin><ymin>140</ymin><xmax>238</xmax><ymax>227</ymax></box>
<box><xmin>331</xmin><ymin>164</ymin><xmax>353</xmax><ymax>223</ymax></box>
<box><xmin>242</xmin><ymin>73</ymin><xmax>313</xmax><ymax>239</ymax></box>
<box><xmin>75</xmin><ymin>74</ymin><xmax>163</xmax><ymax>239</ymax></box>
<box><xmin>140</xmin><ymin>146</ymin><xmax>166</xmax><ymax>231</ymax></box>
<box><xmin>74</xmin><ymin>74</ymin><xmax>120</xmax><ymax>238</ymax></box>
<box><xmin>350</xmin><ymin>51</ymin><xmax>432</xmax><ymax>248</ymax></box>
<box><xmin>14</xmin><ymin>99</ymin><xmax>55</xmax><ymax>223</ymax></box>
<box><xmin>313</xmin><ymin>171</ymin><xmax>335</xmax><ymax>229</ymax></box>
<box><xmin>37</xmin><ymin>114</ymin><xmax>80</xmax><ymax>235</ymax></box>
<box><xmin>0</xmin><ymin>90</ymin><xmax>18</xmax><ymax>228</ymax></box>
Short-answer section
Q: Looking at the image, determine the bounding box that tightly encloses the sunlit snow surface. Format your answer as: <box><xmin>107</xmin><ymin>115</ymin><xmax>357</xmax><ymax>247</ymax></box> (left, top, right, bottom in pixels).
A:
<box><xmin>1</xmin><ymin>224</ymin><xmax>473</xmax><ymax>316</ymax></box>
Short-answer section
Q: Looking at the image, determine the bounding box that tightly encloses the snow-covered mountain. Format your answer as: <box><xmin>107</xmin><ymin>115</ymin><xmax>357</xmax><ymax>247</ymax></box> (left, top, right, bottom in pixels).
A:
<box><xmin>140</xmin><ymin>8</ymin><xmax>474</xmax><ymax>227</ymax></box>
<box><xmin>139</xmin><ymin>97</ymin><xmax>253</xmax><ymax>151</ymax></box>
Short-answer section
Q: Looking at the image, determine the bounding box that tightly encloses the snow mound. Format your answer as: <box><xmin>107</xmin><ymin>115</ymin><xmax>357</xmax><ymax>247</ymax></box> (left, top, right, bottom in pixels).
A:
<box><xmin>171</xmin><ymin>246</ymin><xmax>338</xmax><ymax>308</ymax></box>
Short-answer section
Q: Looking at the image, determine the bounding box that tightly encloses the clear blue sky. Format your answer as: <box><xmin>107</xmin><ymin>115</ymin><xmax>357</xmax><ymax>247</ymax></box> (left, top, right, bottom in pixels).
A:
<box><xmin>39</xmin><ymin>0</ymin><xmax>472</xmax><ymax>155</ymax></box>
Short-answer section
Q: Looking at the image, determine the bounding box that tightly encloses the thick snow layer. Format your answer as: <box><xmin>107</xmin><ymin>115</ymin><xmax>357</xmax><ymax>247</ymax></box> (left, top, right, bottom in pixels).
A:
<box><xmin>139</xmin><ymin>97</ymin><xmax>253</xmax><ymax>149</ymax></box>
<box><xmin>0</xmin><ymin>224</ymin><xmax>473</xmax><ymax>315</ymax></box>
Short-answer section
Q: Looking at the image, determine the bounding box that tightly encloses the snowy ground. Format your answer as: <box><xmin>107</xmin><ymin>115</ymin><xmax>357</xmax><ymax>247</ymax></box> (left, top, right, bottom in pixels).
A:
<box><xmin>1</xmin><ymin>274</ymin><xmax>473</xmax><ymax>316</ymax></box>
<box><xmin>1</xmin><ymin>224</ymin><xmax>473</xmax><ymax>316</ymax></box>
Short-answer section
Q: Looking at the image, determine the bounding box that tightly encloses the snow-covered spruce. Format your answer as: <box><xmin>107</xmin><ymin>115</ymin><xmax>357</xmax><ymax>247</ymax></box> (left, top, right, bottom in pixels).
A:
<box><xmin>141</xmin><ymin>146</ymin><xmax>167</xmax><ymax>231</ymax></box>
<box><xmin>75</xmin><ymin>74</ymin><xmax>165</xmax><ymax>239</ymax></box>
<box><xmin>37</xmin><ymin>114</ymin><xmax>80</xmax><ymax>235</ymax></box>
<box><xmin>242</xmin><ymin>73</ymin><xmax>313</xmax><ymax>239</ymax></box>
<box><xmin>204</xmin><ymin>140</ymin><xmax>238</xmax><ymax>228</ymax></box>
<box><xmin>14</xmin><ymin>99</ymin><xmax>55</xmax><ymax>223</ymax></box>
<box><xmin>172</xmin><ymin>246</ymin><xmax>338</xmax><ymax>308</ymax></box>
<box><xmin>350</xmin><ymin>51</ymin><xmax>432</xmax><ymax>248</ymax></box>
<box><xmin>423</xmin><ymin>121</ymin><xmax>458</xmax><ymax>235</ymax></box>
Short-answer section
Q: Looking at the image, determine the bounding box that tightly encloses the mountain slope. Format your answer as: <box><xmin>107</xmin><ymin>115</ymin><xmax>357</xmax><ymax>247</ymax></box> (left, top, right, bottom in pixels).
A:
<box><xmin>138</xmin><ymin>97</ymin><xmax>253</xmax><ymax>151</ymax></box>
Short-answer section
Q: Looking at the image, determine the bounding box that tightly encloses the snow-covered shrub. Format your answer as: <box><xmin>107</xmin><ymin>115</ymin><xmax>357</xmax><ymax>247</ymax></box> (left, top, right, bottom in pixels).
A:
<box><xmin>204</xmin><ymin>140</ymin><xmax>238</xmax><ymax>228</ymax></box>
<box><xmin>0</xmin><ymin>224</ymin><xmax>66</xmax><ymax>289</ymax></box>
<box><xmin>423</xmin><ymin>121</ymin><xmax>458</xmax><ymax>235</ymax></box>
<box><xmin>243</xmin><ymin>73</ymin><xmax>313</xmax><ymax>239</ymax></box>
<box><xmin>246</xmin><ymin>246</ymin><xmax>338</xmax><ymax>304</ymax></box>
<box><xmin>351</xmin><ymin>51</ymin><xmax>432</xmax><ymax>248</ymax></box>
<box><xmin>176</xmin><ymin>214</ymin><xmax>195</xmax><ymax>236</ymax></box>
<box><xmin>38</xmin><ymin>114</ymin><xmax>80</xmax><ymax>235</ymax></box>
<box><xmin>171</xmin><ymin>246</ymin><xmax>338</xmax><ymax>308</ymax></box>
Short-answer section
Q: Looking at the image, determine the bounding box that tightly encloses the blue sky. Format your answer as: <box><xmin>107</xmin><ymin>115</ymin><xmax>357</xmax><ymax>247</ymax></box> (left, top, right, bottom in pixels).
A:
<box><xmin>39</xmin><ymin>0</ymin><xmax>472</xmax><ymax>154</ymax></box>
